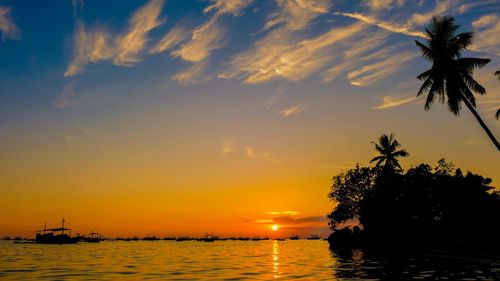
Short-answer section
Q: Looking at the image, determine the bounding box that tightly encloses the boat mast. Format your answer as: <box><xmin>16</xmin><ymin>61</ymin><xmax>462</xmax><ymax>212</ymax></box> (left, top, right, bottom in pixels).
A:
<box><xmin>61</xmin><ymin>217</ymin><xmax>65</xmax><ymax>235</ymax></box>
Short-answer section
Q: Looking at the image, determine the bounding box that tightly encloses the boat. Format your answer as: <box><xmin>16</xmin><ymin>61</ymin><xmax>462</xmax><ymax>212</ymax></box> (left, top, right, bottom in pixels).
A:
<box><xmin>274</xmin><ymin>238</ymin><xmax>286</xmax><ymax>241</ymax></box>
<box><xmin>288</xmin><ymin>235</ymin><xmax>300</xmax><ymax>240</ymax></box>
<box><xmin>202</xmin><ymin>233</ymin><xmax>216</xmax><ymax>242</ymax></box>
<box><xmin>142</xmin><ymin>236</ymin><xmax>160</xmax><ymax>241</ymax></box>
<box><xmin>307</xmin><ymin>235</ymin><xmax>321</xmax><ymax>240</ymax></box>
<box><xmin>35</xmin><ymin>218</ymin><xmax>81</xmax><ymax>244</ymax></box>
<box><xmin>83</xmin><ymin>232</ymin><xmax>104</xmax><ymax>243</ymax></box>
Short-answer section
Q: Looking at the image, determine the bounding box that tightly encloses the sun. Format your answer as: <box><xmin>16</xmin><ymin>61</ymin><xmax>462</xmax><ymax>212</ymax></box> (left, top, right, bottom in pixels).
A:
<box><xmin>271</xmin><ymin>224</ymin><xmax>279</xmax><ymax>231</ymax></box>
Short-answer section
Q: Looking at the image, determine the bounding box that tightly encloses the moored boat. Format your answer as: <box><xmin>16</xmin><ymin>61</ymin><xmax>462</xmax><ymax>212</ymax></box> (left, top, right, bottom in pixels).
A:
<box><xmin>306</xmin><ymin>234</ymin><xmax>321</xmax><ymax>240</ymax></box>
<box><xmin>35</xmin><ymin>218</ymin><xmax>81</xmax><ymax>244</ymax></box>
<box><xmin>83</xmin><ymin>232</ymin><xmax>104</xmax><ymax>243</ymax></box>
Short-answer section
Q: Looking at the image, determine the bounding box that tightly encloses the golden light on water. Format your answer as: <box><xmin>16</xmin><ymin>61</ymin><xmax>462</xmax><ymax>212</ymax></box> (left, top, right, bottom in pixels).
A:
<box><xmin>271</xmin><ymin>224</ymin><xmax>279</xmax><ymax>231</ymax></box>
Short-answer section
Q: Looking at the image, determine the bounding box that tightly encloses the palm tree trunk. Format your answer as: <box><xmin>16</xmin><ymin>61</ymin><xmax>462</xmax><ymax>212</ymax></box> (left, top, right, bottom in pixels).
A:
<box><xmin>461</xmin><ymin>96</ymin><xmax>500</xmax><ymax>151</ymax></box>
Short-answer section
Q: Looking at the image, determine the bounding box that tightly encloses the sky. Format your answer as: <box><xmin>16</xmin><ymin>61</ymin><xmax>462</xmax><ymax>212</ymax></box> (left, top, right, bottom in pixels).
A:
<box><xmin>0</xmin><ymin>0</ymin><xmax>499</xmax><ymax>238</ymax></box>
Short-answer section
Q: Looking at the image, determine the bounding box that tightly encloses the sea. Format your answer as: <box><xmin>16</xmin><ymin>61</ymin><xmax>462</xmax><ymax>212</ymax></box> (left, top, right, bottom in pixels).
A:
<box><xmin>1</xmin><ymin>240</ymin><xmax>499</xmax><ymax>280</ymax></box>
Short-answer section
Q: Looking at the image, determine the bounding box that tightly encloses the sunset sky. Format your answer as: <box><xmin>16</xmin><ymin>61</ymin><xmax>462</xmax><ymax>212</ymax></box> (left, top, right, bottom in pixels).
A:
<box><xmin>1</xmin><ymin>0</ymin><xmax>499</xmax><ymax>238</ymax></box>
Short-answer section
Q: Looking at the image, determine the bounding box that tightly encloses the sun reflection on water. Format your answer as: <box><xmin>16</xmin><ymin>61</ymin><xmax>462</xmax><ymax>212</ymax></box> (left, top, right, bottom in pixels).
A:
<box><xmin>272</xmin><ymin>240</ymin><xmax>280</xmax><ymax>278</ymax></box>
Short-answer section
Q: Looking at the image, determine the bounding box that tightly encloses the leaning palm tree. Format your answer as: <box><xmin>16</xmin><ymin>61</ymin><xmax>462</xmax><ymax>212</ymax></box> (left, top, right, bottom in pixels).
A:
<box><xmin>415</xmin><ymin>16</ymin><xmax>500</xmax><ymax>150</ymax></box>
<box><xmin>496</xmin><ymin>71</ymin><xmax>500</xmax><ymax>120</ymax></box>
<box><xmin>370</xmin><ymin>134</ymin><xmax>409</xmax><ymax>171</ymax></box>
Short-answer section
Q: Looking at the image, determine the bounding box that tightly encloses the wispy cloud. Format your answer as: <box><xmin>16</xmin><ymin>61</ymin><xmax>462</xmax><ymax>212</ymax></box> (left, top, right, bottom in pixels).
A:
<box><xmin>65</xmin><ymin>0</ymin><xmax>164</xmax><ymax>77</ymax></box>
<box><xmin>244</xmin><ymin>146</ymin><xmax>282</xmax><ymax>163</ymax></box>
<box><xmin>265</xmin><ymin>0</ymin><xmax>331</xmax><ymax>31</ymax></box>
<box><xmin>170</xmin><ymin>0</ymin><xmax>253</xmax><ymax>84</ymax></box>
<box><xmin>221</xmin><ymin>22</ymin><xmax>366</xmax><ymax>84</ymax></box>
<box><xmin>255</xmin><ymin>211</ymin><xmax>325</xmax><ymax>228</ymax></box>
<box><xmin>171</xmin><ymin>59</ymin><xmax>209</xmax><ymax>85</ymax></box>
<box><xmin>333</xmin><ymin>11</ymin><xmax>425</xmax><ymax>38</ymax></box>
<box><xmin>149</xmin><ymin>25</ymin><xmax>189</xmax><ymax>54</ymax></box>
<box><xmin>71</xmin><ymin>0</ymin><xmax>84</xmax><ymax>15</ymax></box>
<box><xmin>221</xmin><ymin>141</ymin><xmax>234</xmax><ymax>154</ymax></box>
<box><xmin>54</xmin><ymin>83</ymin><xmax>76</xmax><ymax>108</ymax></box>
<box><xmin>266</xmin><ymin>211</ymin><xmax>299</xmax><ymax>216</ymax></box>
<box><xmin>471</xmin><ymin>14</ymin><xmax>500</xmax><ymax>56</ymax></box>
<box><xmin>373</xmin><ymin>93</ymin><xmax>418</xmax><ymax>109</ymax></box>
<box><xmin>204</xmin><ymin>0</ymin><xmax>254</xmax><ymax>16</ymax></box>
<box><xmin>364</xmin><ymin>0</ymin><xmax>405</xmax><ymax>11</ymax></box>
<box><xmin>171</xmin><ymin>18</ymin><xmax>225</xmax><ymax>63</ymax></box>
<box><xmin>64</xmin><ymin>23</ymin><xmax>114</xmax><ymax>77</ymax></box>
<box><xmin>0</xmin><ymin>6</ymin><xmax>20</xmax><ymax>40</ymax></box>
<box><xmin>279</xmin><ymin>105</ymin><xmax>303</xmax><ymax>117</ymax></box>
<box><xmin>113</xmin><ymin>0</ymin><xmax>164</xmax><ymax>66</ymax></box>
<box><xmin>347</xmin><ymin>52</ymin><xmax>417</xmax><ymax>86</ymax></box>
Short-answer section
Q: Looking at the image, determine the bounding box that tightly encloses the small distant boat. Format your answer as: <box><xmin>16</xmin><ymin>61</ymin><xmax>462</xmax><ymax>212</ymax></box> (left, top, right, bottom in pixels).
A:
<box><xmin>142</xmin><ymin>236</ymin><xmax>160</xmax><ymax>241</ymax></box>
<box><xmin>162</xmin><ymin>237</ymin><xmax>176</xmax><ymax>241</ymax></box>
<box><xmin>289</xmin><ymin>235</ymin><xmax>300</xmax><ymax>240</ymax></box>
<box><xmin>35</xmin><ymin>218</ymin><xmax>81</xmax><ymax>244</ymax></box>
<box><xmin>274</xmin><ymin>238</ymin><xmax>286</xmax><ymax>241</ymax></box>
<box><xmin>83</xmin><ymin>232</ymin><xmax>104</xmax><ymax>243</ymax></box>
<box><xmin>203</xmin><ymin>233</ymin><xmax>217</xmax><ymax>242</ymax></box>
<box><xmin>307</xmin><ymin>235</ymin><xmax>321</xmax><ymax>240</ymax></box>
<box><xmin>176</xmin><ymin>236</ymin><xmax>192</xmax><ymax>241</ymax></box>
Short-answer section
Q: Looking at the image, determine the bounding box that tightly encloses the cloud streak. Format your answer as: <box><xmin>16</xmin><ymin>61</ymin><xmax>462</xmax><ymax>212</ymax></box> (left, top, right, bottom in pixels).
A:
<box><xmin>0</xmin><ymin>6</ymin><xmax>20</xmax><ymax>40</ymax></box>
<box><xmin>471</xmin><ymin>14</ymin><xmax>500</xmax><ymax>56</ymax></box>
<box><xmin>55</xmin><ymin>83</ymin><xmax>76</xmax><ymax>108</ymax></box>
<box><xmin>333</xmin><ymin>11</ymin><xmax>425</xmax><ymax>38</ymax></box>
<box><xmin>65</xmin><ymin>0</ymin><xmax>164</xmax><ymax>77</ymax></box>
<box><xmin>168</xmin><ymin>0</ymin><xmax>253</xmax><ymax>84</ymax></box>
<box><xmin>279</xmin><ymin>105</ymin><xmax>303</xmax><ymax>117</ymax></box>
<box><xmin>244</xmin><ymin>146</ymin><xmax>282</xmax><ymax>164</ymax></box>
<box><xmin>373</xmin><ymin>93</ymin><xmax>418</xmax><ymax>109</ymax></box>
<box><xmin>265</xmin><ymin>0</ymin><xmax>331</xmax><ymax>31</ymax></box>
<box><xmin>221</xmin><ymin>22</ymin><xmax>366</xmax><ymax>84</ymax></box>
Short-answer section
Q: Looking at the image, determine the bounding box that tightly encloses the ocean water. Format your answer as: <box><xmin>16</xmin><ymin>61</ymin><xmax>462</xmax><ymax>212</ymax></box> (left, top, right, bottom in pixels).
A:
<box><xmin>1</xmin><ymin>240</ymin><xmax>499</xmax><ymax>280</ymax></box>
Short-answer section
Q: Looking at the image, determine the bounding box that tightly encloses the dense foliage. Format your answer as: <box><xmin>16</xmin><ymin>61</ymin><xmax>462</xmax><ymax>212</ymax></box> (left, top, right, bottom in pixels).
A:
<box><xmin>328</xmin><ymin>159</ymin><xmax>500</xmax><ymax>240</ymax></box>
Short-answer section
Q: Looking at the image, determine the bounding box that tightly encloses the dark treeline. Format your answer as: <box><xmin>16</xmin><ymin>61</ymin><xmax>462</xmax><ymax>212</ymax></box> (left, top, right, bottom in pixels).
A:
<box><xmin>327</xmin><ymin>134</ymin><xmax>500</xmax><ymax>250</ymax></box>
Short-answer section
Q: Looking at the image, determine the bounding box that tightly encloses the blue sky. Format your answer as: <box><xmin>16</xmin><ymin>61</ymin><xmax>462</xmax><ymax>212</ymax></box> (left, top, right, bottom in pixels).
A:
<box><xmin>0</xmin><ymin>0</ymin><xmax>499</xmax><ymax>236</ymax></box>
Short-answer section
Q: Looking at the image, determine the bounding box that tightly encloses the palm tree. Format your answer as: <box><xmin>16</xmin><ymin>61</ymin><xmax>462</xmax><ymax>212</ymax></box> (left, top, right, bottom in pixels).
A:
<box><xmin>370</xmin><ymin>134</ymin><xmax>409</xmax><ymax>171</ymax></box>
<box><xmin>415</xmin><ymin>16</ymin><xmax>500</xmax><ymax>151</ymax></box>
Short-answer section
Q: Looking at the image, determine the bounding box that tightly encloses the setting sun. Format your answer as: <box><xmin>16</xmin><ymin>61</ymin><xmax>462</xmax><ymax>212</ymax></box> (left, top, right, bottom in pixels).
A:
<box><xmin>271</xmin><ymin>225</ymin><xmax>279</xmax><ymax>231</ymax></box>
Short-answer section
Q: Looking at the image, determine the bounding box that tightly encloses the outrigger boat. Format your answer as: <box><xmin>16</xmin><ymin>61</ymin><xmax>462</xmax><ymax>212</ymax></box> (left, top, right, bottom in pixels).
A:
<box><xmin>83</xmin><ymin>232</ymin><xmax>104</xmax><ymax>243</ymax></box>
<box><xmin>35</xmin><ymin>218</ymin><xmax>81</xmax><ymax>244</ymax></box>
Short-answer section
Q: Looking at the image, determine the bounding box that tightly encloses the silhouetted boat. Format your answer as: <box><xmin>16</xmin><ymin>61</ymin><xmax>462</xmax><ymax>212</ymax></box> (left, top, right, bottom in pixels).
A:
<box><xmin>176</xmin><ymin>236</ymin><xmax>192</xmax><ymax>241</ymax></box>
<box><xmin>202</xmin><ymin>233</ymin><xmax>216</xmax><ymax>242</ymax></box>
<box><xmin>289</xmin><ymin>235</ymin><xmax>300</xmax><ymax>240</ymax></box>
<box><xmin>274</xmin><ymin>238</ymin><xmax>286</xmax><ymax>241</ymax></box>
<box><xmin>35</xmin><ymin>218</ymin><xmax>81</xmax><ymax>244</ymax></box>
<box><xmin>143</xmin><ymin>236</ymin><xmax>160</xmax><ymax>241</ymax></box>
<box><xmin>307</xmin><ymin>235</ymin><xmax>321</xmax><ymax>240</ymax></box>
<box><xmin>83</xmin><ymin>232</ymin><xmax>104</xmax><ymax>243</ymax></box>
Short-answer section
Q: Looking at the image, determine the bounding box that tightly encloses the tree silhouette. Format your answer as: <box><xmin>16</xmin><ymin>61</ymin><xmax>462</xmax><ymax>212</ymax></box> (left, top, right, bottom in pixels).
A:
<box><xmin>415</xmin><ymin>16</ymin><xmax>499</xmax><ymax>150</ymax></box>
<box><xmin>370</xmin><ymin>134</ymin><xmax>409</xmax><ymax>171</ymax></box>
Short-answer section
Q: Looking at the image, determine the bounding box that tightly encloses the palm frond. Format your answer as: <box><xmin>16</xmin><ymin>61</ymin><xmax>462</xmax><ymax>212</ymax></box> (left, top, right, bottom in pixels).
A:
<box><xmin>458</xmin><ymin>58</ymin><xmax>491</xmax><ymax>71</ymax></box>
<box><xmin>449</xmin><ymin>32</ymin><xmax>474</xmax><ymax>57</ymax></box>
<box><xmin>415</xmin><ymin>40</ymin><xmax>434</xmax><ymax>61</ymax></box>
<box><xmin>462</xmin><ymin>73</ymin><xmax>486</xmax><ymax>95</ymax></box>
<box><xmin>370</xmin><ymin>156</ymin><xmax>384</xmax><ymax>164</ymax></box>
<box><xmin>417</xmin><ymin>76</ymin><xmax>433</xmax><ymax>98</ymax></box>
